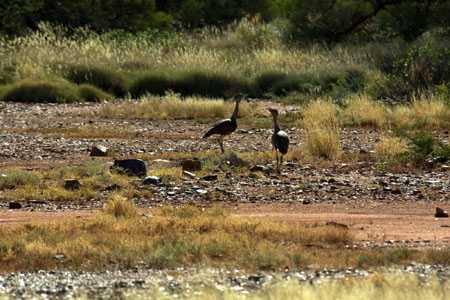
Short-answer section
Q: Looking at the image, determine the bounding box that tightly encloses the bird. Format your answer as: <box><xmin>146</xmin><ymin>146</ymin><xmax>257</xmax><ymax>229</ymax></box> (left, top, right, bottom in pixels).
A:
<box><xmin>202</xmin><ymin>95</ymin><xmax>243</xmax><ymax>153</ymax></box>
<box><xmin>268</xmin><ymin>108</ymin><xmax>289</xmax><ymax>172</ymax></box>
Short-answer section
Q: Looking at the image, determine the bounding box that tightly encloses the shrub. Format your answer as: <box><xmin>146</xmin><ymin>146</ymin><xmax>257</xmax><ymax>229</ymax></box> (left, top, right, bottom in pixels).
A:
<box><xmin>129</xmin><ymin>73</ymin><xmax>174</xmax><ymax>97</ymax></box>
<box><xmin>253</xmin><ymin>71</ymin><xmax>288</xmax><ymax>96</ymax></box>
<box><xmin>374</xmin><ymin>136</ymin><xmax>409</xmax><ymax>162</ymax></box>
<box><xmin>366</xmin><ymin>74</ymin><xmax>414</xmax><ymax>101</ymax></box>
<box><xmin>78</xmin><ymin>84</ymin><xmax>113</xmax><ymax>102</ymax></box>
<box><xmin>65</xmin><ymin>65</ymin><xmax>128</xmax><ymax>97</ymax></box>
<box><xmin>174</xmin><ymin>71</ymin><xmax>249</xmax><ymax>98</ymax></box>
<box><xmin>342</xmin><ymin>96</ymin><xmax>388</xmax><ymax>128</ymax></box>
<box><xmin>397</xmin><ymin>32</ymin><xmax>450</xmax><ymax>89</ymax></box>
<box><xmin>0</xmin><ymin>80</ymin><xmax>79</xmax><ymax>103</ymax></box>
<box><xmin>103</xmin><ymin>194</ymin><xmax>138</xmax><ymax>219</ymax></box>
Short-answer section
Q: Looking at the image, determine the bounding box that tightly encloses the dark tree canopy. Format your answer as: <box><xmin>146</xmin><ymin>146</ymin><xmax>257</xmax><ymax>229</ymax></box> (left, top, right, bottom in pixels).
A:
<box><xmin>0</xmin><ymin>0</ymin><xmax>449</xmax><ymax>42</ymax></box>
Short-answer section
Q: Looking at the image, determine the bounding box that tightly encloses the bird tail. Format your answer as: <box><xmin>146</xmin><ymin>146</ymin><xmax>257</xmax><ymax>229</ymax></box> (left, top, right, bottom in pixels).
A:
<box><xmin>202</xmin><ymin>129</ymin><xmax>214</xmax><ymax>139</ymax></box>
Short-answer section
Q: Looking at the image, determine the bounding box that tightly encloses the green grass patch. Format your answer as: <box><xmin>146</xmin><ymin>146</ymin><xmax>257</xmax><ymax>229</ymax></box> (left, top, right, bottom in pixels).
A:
<box><xmin>0</xmin><ymin>80</ymin><xmax>79</xmax><ymax>103</ymax></box>
<box><xmin>65</xmin><ymin>64</ymin><xmax>128</xmax><ymax>97</ymax></box>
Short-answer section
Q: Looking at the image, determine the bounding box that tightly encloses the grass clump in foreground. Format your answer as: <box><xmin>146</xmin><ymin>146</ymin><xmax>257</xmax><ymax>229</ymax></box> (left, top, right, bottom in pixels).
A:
<box><xmin>0</xmin><ymin>205</ymin><xmax>448</xmax><ymax>272</ymax></box>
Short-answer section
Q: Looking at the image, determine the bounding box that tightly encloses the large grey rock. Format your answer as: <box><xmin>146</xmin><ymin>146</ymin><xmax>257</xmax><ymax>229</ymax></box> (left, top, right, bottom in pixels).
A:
<box><xmin>112</xmin><ymin>159</ymin><xmax>147</xmax><ymax>177</ymax></box>
<box><xmin>90</xmin><ymin>145</ymin><xmax>109</xmax><ymax>157</ymax></box>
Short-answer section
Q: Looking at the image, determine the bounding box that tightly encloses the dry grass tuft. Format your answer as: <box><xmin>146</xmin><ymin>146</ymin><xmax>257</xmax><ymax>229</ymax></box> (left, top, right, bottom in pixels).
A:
<box><xmin>374</xmin><ymin>136</ymin><xmax>410</xmax><ymax>161</ymax></box>
<box><xmin>390</xmin><ymin>98</ymin><xmax>450</xmax><ymax>129</ymax></box>
<box><xmin>102</xmin><ymin>194</ymin><xmax>138</xmax><ymax>219</ymax></box>
<box><xmin>0</xmin><ymin>169</ymin><xmax>40</xmax><ymax>190</ymax></box>
<box><xmin>342</xmin><ymin>95</ymin><xmax>388</xmax><ymax>128</ymax></box>
<box><xmin>99</xmin><ymin>94</ymin><xmax>259</xmax><ymax>120</ymax></box>
<box><xmin>302</xmin><ymin>100</ymin><xmax>341</xmax><ymax>160</ymax></box>
<box><xmin>0</xmin><ymin>205</ymin><xmax>446</xmax><ymax>272</ymax></box>
<box><xmin>161</xmin><ymin>274</ymin><xmax>450</xmax><ymax>300</ymax></box>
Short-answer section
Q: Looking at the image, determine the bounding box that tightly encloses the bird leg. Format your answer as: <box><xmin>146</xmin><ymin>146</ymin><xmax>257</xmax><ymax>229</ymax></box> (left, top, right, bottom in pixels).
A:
<box><xmin>218</xmin><ymin>136</ymin><xmax>225</xmax><ymax>154</ymax></box>
<box><xmin>279</xmin><ymin>154</ymin><xmax>284</xmax><ymax>172</ymax></box>
<box><xmin>275</xmin><ymin>150</ymin><xmax>279</xmax><ymax>172</ymax></box>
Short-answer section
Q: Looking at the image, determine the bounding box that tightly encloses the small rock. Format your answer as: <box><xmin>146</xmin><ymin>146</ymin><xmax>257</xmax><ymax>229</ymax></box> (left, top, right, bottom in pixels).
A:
<box><xmin>196</xmin><ymin>189</ymin><xmax>208</xmax><ymax>195</ymax></box>
<box><xmin>250</xmin><ymin>165</ymin><xmax>268</xmax><ymax>172</ymax></box>
<box><xmin>182</xmin><ymin>171</ymin><xmax>197</xmax><ymax>179</ymax></box>
<box><xmin>8</xmin><ymin>202</ymin><xmax>22</xmax><ymax>209</ymax></box>
<box><xmin>202</xmin><ymin>174</ymin><xmax>218</xmax><ymax>181</ymax></box>
<box><xmin>302</xmin><ymin>199</ymin><xmax>311</xmax><ymax>205</ymax></box>
<box><xmin>180</xmin><ymin>159</ymin><xmax>202</xmax><ymax>172</ymax></box>
<box><xmin>143</xmin><ymin>176</ymin><xmax>161</xmax><ymax>185</ymax></box>
<box><xmin>90</xmin><ymin>145</ymin><xmax>109</xmax><ymax>157</ymax></box>
<box><xmin>435</xmin><ymin>207</ymin><xmax>449</xmax><ymax>218</ymax></box>
<box><xmin>64</xmin><ymin>179</ymin><xmax>81</xmax><ymax>190</ymax></box>
<box><xmin>112</xmin><ymin>159</ymin><xmax>147</xmax><ymax>177</ymax></box>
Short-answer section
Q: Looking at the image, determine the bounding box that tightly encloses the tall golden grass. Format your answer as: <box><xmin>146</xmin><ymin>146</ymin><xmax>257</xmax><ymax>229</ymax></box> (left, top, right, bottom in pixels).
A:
<box><xmin>99</xmin><ymin>94</ymin><xmax>259</xmax><ymax>120</ymax></box>
<box><xmin>302</xmin><ymin>100</ymin><xmax>341</xmax><ymax>160</ymax></box>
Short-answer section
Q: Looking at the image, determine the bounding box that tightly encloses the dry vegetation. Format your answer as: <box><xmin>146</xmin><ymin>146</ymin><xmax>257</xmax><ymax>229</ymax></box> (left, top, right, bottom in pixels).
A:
<box><xmin>99</xmin><ymin>94</ymin><xmax>262</xmax><ymax>120</ymax></box>
<box><xmin>375</xmin><ymin>136</ymin><xmax>410</xmax><ymax>162</ymax></box>
<box><xmin>137</xmin><ymin>275</ymin><xmax>450</xmax><ymax>300</ymax></box>
<box><xmin>0</xmin><ymin>161</ymin><xmax>132</xmax><ymax>203</ymax></box>
<box><xmin>0</xmin><ymin>204</ymin><xmax>448</xmax><ymax>273</ymax></box>
<box><xmin>302</xmin><ymin>100</ymin><xmax>341</xmax><ymax>160</ymax></box>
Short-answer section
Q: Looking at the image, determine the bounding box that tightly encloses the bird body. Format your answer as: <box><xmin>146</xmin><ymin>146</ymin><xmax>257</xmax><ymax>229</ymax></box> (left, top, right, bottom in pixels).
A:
<box><xmin>272</xmin><ymin>130</ymin><xmax>289</xmax><ymax>154</ymax></box>
<box><xmin>202</xmin><ymin>95</ymin><xmax>242</xmax><ymax>153</ymax></box>
<box><xmin>268</xmin><ymin>108</ymin><xmax>289</xmax><ymax>171</ymax></box>
<box><xmin>202</xmin><ymin>118</ymin><xmax>237</xmax><ymax>139</ymax></box>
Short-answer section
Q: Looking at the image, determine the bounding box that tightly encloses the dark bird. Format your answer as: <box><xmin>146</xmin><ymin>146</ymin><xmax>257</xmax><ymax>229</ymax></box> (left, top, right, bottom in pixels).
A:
<box><xmin>202</xmin><ymin>95</ymin><xmax>243</xmax><ymax>153</ymax></box>
<box><xmin>268</xmin><ymin>108</ymin><xmax>289</xmax><ymax>171</ymax></box>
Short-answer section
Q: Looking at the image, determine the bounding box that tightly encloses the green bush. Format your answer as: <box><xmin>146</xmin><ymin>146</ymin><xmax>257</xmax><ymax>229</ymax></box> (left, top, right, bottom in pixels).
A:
<box><xmin>174</xmin><ymin>71</ymin><xmax>249</xmax><ymax>98</ymax></box>
<box><xmin>253</xmin><ymin>72</ymin><xmax>289</xmax><ymax>96</ymax></box>
<box><xmin>129</xmin><ymin>73</ymin><xmax>174</xmax><ymax>98</ymax></box>
<box><xmin>0</xmin><ymin>80</ymin><xmax>79</xmax><ymax>103</ymax></box>
<box><xmin>397</xmin><ymin>32</ymin><xmax>450</xmax><ymax>90</ymax></box>
<box><xmin>130</xmin><ymin>71</ymin><xmax>248</xmax><ymax>98</ymax></box>
<box><xmin>65</xmin><ymin>65</ymin><xmax>128</xmax><ymax>97</ymax></box>
<box><xmin>78</xmin><ymin>84</ymin><xmax>113</xmax><ymax>102</ymax></box>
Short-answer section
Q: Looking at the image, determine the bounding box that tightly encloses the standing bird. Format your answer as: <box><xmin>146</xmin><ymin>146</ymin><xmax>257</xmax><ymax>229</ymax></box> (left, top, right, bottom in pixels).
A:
<box><xmin>268</xmin><ymin>108</ymin><xmax>289</xmax><ymax>171</ymax></box>
<box><xmin>202</xmin><ymin>95</ymin><xmax>243</xmax><ymax>153</ymax></box>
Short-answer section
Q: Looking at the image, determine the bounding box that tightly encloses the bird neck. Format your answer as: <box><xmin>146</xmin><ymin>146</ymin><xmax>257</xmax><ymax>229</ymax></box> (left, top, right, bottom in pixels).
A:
<box><xmin>272</xmin><ymin>115</ymin><xmax>280</xmax><ymax>133</ymax></box>
<box><xmin>231</xmin><ymin>100</ymin><xmax>240</xmax><ymax>121</ymax></box>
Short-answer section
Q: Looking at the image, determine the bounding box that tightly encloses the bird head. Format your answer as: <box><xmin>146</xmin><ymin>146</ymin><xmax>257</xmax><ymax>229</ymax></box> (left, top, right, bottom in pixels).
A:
<box><xmin>267</xmin><ymin>108</ymin><xmax>279</xmax><ymax>117</ymax></box>
<box><xmin>233</xmin><ymin>94</ymin><xmax>245</xmax><ymax>103</ymax></box>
